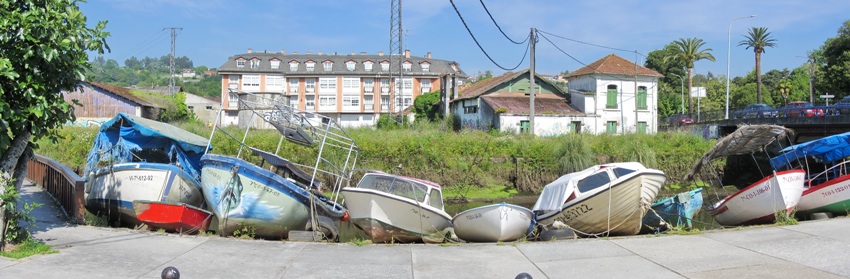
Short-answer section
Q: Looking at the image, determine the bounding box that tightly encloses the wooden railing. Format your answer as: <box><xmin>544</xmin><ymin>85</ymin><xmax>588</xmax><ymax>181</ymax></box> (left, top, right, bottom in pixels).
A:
<box><xmin>25</xmin><ymin>154</ymin><xmax>86</xmax><ymax>224</ymax></box>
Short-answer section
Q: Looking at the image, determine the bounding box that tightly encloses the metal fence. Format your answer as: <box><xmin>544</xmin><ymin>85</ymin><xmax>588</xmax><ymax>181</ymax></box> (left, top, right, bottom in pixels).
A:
<box><xmin>25</xmin><ymin>154</ymin><xmax>86</xmax><ymax>224</ymax></box>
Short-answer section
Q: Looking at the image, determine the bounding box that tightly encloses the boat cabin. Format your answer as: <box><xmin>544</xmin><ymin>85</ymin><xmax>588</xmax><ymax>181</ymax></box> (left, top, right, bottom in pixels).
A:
<box><xmin>357</xmin><ymin>173</ymin><xmax>444</xmax><ymax>210</ymax></box>
<box><xmin>575</xmin><ymin>166</ymin><xmax>638</xmax><ymax>194</ymax></box>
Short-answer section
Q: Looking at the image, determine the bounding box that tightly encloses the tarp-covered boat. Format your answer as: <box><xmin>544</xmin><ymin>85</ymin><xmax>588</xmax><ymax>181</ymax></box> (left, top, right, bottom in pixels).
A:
<box><xmin>83</xmin><ymin>113</ymin><xmax>208</xmax><ymax>226</ymax></box>
<box><xmin>642</xmin><ymin>188</ymin><xmax>704</xmax><ymax>232</ymax></box>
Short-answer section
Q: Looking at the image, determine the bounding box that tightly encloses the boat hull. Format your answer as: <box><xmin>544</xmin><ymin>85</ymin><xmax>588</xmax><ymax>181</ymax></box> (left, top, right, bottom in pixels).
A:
<box><xmin>201</xmin><ymin>154</ymin><xmax>345</xmax><ymax>239</ymax></box>
<box><xmin>797</xmin><ymin>174</ymin><xmax>850</xmax><ymax>215</ymax></box>
<box><xmin>85</xmin><ymin>163</ymin><xmax>204</xmax><ymax>226</ymax></box>
<box><xmin>133</xmin><ymin>201</ymin><xmax>212</xmax><ymax>233</ymax></box>
<box><xmin>642</xmin><ymin>188</ymin><xmax>704</xmax><ymax>232</ymax></box>
<box><xmin>452</xmin><ymin>203</ymin><xmax>533</xmax><ymax>242</ymax></box>
<box><xmin>708</xmin><ymin>170</ymin><xmax>805</xmax><ymax>226</ymax></box>
<box><xmin>341</xmin><ymin>187</ymin><xmax>452</xmax><ymax>243</ymax></box>
<box><xmin>538</xmin><ymin>170</ymin><xmax>666</xmax><ymax>236</ymax></box>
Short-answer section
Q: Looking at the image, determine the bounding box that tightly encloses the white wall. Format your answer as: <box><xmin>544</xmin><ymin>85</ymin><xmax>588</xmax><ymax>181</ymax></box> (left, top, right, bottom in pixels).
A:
<box><xmin>499</xmin><ymin>114</ymin><xmax>586</xmax><ymax>136</ymax></box>
<box><xmin>568</xmin><ymin>74</ymin><xmax>659</xmax><ymax>134</ymax></box>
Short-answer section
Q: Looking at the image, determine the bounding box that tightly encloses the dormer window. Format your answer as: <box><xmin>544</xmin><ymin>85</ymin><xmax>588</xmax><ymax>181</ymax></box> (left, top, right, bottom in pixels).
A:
<box><xmin>402</xmin><ymin>61</ymin><xmax>412</xmax><ymax>72</ymax></box>
<box><xmin>346</xmin><ymin>60</ymin><xmax>356</xmax><ymax>71</ymax></box>
<box><xmin>364</xmin><ymin>61</ymin><xmax>373</xmax><ymax>72</ymax></box>
<box><xmin>270</xmin><ymin>59</ymin><xmax>280</xmax><ymax>69</ymax></box>
<box><xmin>380</xmin><ymin>61</ymin><xmax>389</xmax><ymax>71</ymax></box>
<box><xmin>306</xmin><ymin>61</ymin><xmax>316</xmax><ymax>72</ymax></box>
<box><xmin>250</xmin><ymin>59</ymin><xmax>260</xmax><ymax>69</ymax></box>
<box><xmin>289</xmin><ymin>61</ymin><xmax>299</xmax><ymax>71</ymax></box>
<box><xmin>236</xmin><ymin>58</ymin><xmax>245</xmax><ymax>68</ymax></box>
<box><xmin>420</xmin><ymin>61</ymin><xmax>430</xmax><ymax>72</ymax></box>
<box><xmin>323</xmin><ymin>60</ymin><xmax>333</xmax><ymax>71</ymax></box>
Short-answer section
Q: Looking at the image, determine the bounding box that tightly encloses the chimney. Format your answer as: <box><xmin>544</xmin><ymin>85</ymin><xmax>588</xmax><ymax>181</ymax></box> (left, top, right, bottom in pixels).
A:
<box><xmin>318</xmin><ymin>51</ymin><xmax>323</xmax><ymax>55</ymax></box>
<box><xmin>378</xmin><ymin>51</ymin><xmax>384</xmax><ymax>56</ymax></box>
<box><xmin>247</xmin><ymin>48</ymin><xmax>253</xmax><ymax>53</ymax></box>
<box><xmin>281</xmin><ymin>49</ymin><xmax>286</xmax><ymax>55</ymax></box>
<box><xmin>360</xmin><ymin>52</ymin><xmax>367</xmax><ymax>55</ymax></box>
<box><xmin>306</xmin><ymin>51</ymin><xmax>312</xmax><ymax>55</ymax></box>
<box><xmin>404</xmin><ymin>49</ymin><xmax>410</xmax><ymax>58</ymax></box>
<box><xmin>426</xmin><ymin>52</ymin><xmax>431</xmax><ymax>59</ymax></box>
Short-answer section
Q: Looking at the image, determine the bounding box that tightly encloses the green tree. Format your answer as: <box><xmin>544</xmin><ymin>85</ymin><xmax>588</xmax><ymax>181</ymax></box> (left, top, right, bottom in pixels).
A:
<box><xmin>0</xmin><ymin>0</ymin><xmax>109</xmax><ymax>250</ymax></box>
<box><xmin>739</xmin><ymin>27</ymin><xmax>777</xmax><ymax>104</ymax></box>
<box><xmin>413</xmin><ymin>90</ymin><xmax>441</xmax><ymax>122</ymax></box>
<box><xmin>664</xmin><ymin>38</ymin><xmax>716</xmax><ymax>115</ymax></box>
<box><xmin>821</xmin><ymin>20</ymin><xmax>850</xmax><ymax>99</ymax></box>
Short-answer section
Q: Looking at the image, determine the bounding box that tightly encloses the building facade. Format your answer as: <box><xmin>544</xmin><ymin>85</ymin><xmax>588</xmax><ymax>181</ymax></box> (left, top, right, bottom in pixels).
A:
<box><xmin>217</xmin><ymin>49</ymin><xmax>467</xmax><ymax>127</ymax></box>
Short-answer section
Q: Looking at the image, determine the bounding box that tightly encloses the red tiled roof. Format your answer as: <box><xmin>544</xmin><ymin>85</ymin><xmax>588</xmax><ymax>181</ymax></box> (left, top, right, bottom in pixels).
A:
<box><xmin>482</xmin><ymin>94</ymin><xmax>584</xmax><ymax>116</ymax></box>
<box><xmin>565</xmin><ymin>54</ymin><xmax>662</xmax><ymax>78</ymax></box>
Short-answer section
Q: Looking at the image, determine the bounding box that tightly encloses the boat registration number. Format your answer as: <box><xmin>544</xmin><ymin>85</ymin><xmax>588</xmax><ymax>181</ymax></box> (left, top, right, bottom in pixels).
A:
<box><xmin>561</xmin><ymin>204</ymin><xmax>593</xmax><ymax>221</ymax></box>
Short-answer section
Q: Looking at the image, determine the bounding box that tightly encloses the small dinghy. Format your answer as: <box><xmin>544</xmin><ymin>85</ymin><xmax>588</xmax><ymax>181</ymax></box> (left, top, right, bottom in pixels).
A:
<box><xmin>452</xmin><ymin>203</ymin><xmax>533</xmax><ymax>242</ymax></box>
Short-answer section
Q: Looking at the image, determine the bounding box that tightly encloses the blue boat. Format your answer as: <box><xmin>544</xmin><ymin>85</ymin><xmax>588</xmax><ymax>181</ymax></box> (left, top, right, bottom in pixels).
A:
<box><xmin>642</xmin><ymin>188</ymin><xmax>704</xmax><ymax>232</ymax></box>
<box><xmin>83</xmin><ymin>113</ymin><xmax>209</xmax><ymax>226</ymax></box>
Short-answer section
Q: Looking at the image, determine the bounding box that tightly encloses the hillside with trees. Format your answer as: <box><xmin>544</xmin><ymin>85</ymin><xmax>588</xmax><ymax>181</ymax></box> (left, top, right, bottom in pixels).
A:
<box><xmin>86</xmin><ymin>55</ymin><xmax>221</xmax><ymax>97</ymax></box>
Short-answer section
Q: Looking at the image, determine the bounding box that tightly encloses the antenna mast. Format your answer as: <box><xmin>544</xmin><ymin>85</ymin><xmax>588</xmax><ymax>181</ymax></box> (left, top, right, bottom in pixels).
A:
<box><xmin>163</xmin><ymin>27</ymin><xmax>183</xmax><ymax>95</ymax></box>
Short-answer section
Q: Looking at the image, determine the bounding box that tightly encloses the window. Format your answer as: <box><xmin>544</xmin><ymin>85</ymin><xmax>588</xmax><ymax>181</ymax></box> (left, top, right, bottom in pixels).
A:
<box><xmin>188</xmin><ymin>105</ymin><xmax>194</xmax><ymax>110</ymax></box>
<box><xmin>420</xmin><ymin>79</ymin><xmax>431</xmax><ymax>93</ymax></box>
<box><xmin>463</xmin><ymin>105</ymin><xmax>478</xmax><ymax>114</ymax></box>
<box><xmin>571</xmin><ymin>121</ymin><xmax>582</xmax><ymax>133</ymax></box>
<box><xmin>242</xmin><ymin>74</ymin><xmax>260</xmax><ymax>88</ymax></box>
<box><xmin>364</xmin><ymin>61</ymin><xmax>373</xmax><ymax>71</ymax></box>
<box><xmin>402</xmin><ymin>61</ymin><xmax>412</xmax><ymax>72</ymax></box>
<box><xmin>343</xmin><ymin>96</ymin><xmax>360</xmax><ymax>110</ymax></box>
<box><xmin>289</xmin><ymin>79</ymin><xmax>299</xmax><ymax>94</ymax></box>
<box><xmin>520</xmin><ymin>120</ymin><xmax>530</xmax><ymax>133</ymax></box>
<box><xmin>289</xmin><ymin>96</ymin><xmax>299</xmax><ymax>108</ymax></box>
<box><xmin>394</xmin><ymin>78</ymin><xmax>412</xmax><ymax>94</ymax></box>
<box><xmin>305</xmin><ymin>79</ymin><xmax>316</xmax><ymax>93</ymax></box>
<box><xmin>289</xmin><ymin>61</ymin><xmax>299</xmax><ymax>71</ymax></box>
<box><xmin>421</xmin><ymin>62</ymin><xmax>430</xmax><ymax>72</ymax></box>
<box><xmin>364</xmin><ymin>96</ymin><xmax>374</xmax><ymax>110</ymax></box>
<box><xmin>606</xmin><ymin>121</ymin><xmax>617</xmax><ymax>133</ymax></box>
<box><xmin>319</xmin><ymin>77</ymin><xmax>337</xmax><ymax>93</ymax></box>
<box><xmin>228</xmin><ymin>93</ymin><xmax>238</xmax><ymax>108</ymax></box>
<box><xmin>637</xmin><ymin>86</ymin><xmax>648</xmax><ymax>110</ymax></box>
<box><xmin>319</xmin><ymin>96</ymin><xmax>336</xmax><ymax>110</ymax></box>
<box><xmin>270</xmin><ymin>60</ymin><xmax>280</xmax><ymax>69</ymax></box>
<box><xmin>606</xmin><ymin>85</ymin><xmax>618</xmax><ymax>109</ymax></box>
<box><xmin>206</xmin><ymin>105</ymin><xmax>213</xmax><ymax>110</ymax></box>
<box><xmin>342</xmin><ymin>77</ymin><xmax>359</xmax><ymax>93</ymax></box>
<box><xmin>266</xmin><ymin>75</ymin><xmax>284</xmax><ymax>91</ymax></box>
<box><xmin>395</xmin><ymin>96</ymin><xmax>412</xmax><ymax>110</ymax></box>
<box><xmin>346</xmin><ymin>61</ymin><xmax>356</xmax><ymax>71</ymax></box>
<box><xmin>577</xmin><ymin>171</ymin><xmax>611</xmax><ymax>193</ymax></box>
<box><xmin>428</xmin><ymin>188</ymin><xmax>442</xmax><ymax>209</ymax></box>
<box><xmin>236</xmin><ymin>59</ymin><xmax>245</xmax><ymax>68</ymax></box>
<box><xmin>380</xmin><ymin>61</ymin><xmax>389</xmax><ymax>71</ymax></box>
<box><xmin>306</xmin><ymin>61</ymin><xmax>315</xmax><ymax>71</ymax></box>
<box><xmin>363</xmin><ymin>79</ymin><xmax>374</xmax><ymax>93</ymax></box>
<box><xmin>228</xmin><ymin>75</ymin><xmax>238</xmax><ymax>89</ymax></box>
<box><xmin>380</xmin><ymin>79</ymin><xmax>390</xmax><ymax>94</ymax></box>
<box><xmin>305</xmin><ymin>96</ymin><xmax>315</xmax><ymax>110</ymax></box>
<box><xmin>381</xmin><ymin>96</ymin><xmax>390</xmax><ymax>111</ymax></box>
<box><xmin>637</xmin><ymin>122</ymin><xmax>647</xmax><ymax>134</ymax></box>
<box><xmin>250</xmin><ymin>59</ymin><xmax>259</xmax><ymax>69</ymax></box>
<box><xmin>323</xmin><ymin>61</ymin><xmax>333</xmax><ymax>71</ymax></box>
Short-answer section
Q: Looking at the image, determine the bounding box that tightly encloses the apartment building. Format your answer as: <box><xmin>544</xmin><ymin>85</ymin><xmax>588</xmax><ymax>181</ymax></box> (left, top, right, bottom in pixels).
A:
<box><xmin>217</xmin><ymin>49</ymin><xmax>467</xmax><ymax>127</ymax></box>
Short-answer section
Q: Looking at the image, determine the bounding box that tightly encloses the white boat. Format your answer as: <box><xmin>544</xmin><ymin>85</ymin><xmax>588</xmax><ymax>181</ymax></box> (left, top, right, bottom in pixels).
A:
<box><xmin>686</xmin><ymin>124</ymin><xmax>805</xmax><ymax>227</ymax></box>
<box><xmin>201</xmin><ymin>91</ymin><xmax>358</xmax><ymax>240</ymax></box>
<box><xmin>452</xmin><ymin>203</ymin><xmax>533</xmax><ymax>242</ymax></box>
<box><xmin>83</xmin><ymin>113</ymin><xmax>209</xmax><ymax>226</ymax></box>
<box><xmin>341</xmin><ymin>171</ymin><xmax>452</xmax><ymax>243</ymax></box>
<box><xmin>533</xmin><ymin>162</ymin><xmax>666</xmax><ymax>236</ymax></box>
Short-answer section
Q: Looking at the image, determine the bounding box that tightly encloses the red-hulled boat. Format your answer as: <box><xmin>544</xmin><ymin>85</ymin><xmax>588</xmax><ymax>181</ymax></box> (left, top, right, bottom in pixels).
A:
<box><xmin>133</xmin><ymin>200</ymin><xmax>212</xmax><ymax>234</ymax></box>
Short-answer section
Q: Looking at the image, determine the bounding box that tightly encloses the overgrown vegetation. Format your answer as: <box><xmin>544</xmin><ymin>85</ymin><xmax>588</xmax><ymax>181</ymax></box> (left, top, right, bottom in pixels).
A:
<box><xmin>0</xmin><ymin>238</ymin><xmax>56</xmax><ymax>259</ymax></box>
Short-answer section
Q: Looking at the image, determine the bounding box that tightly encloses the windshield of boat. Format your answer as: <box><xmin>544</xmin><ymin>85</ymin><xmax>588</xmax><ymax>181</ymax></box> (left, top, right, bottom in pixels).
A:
<box><xmin>428</xmin><ymin>188</ymin><xmax>443</xmax><ymax>209</ymax></box>
<box><xmin>358</xmin><ymin>174</ymin><xmax>428</xmax><ymax>202</ymax></box>
<box><xmin>576</xmin><ymin>171</ymin><xmax>611</xmax><ymax>193</ymax></box>
<box><xmin>611</xmin><ymin>167</ymin><xmax>636</xmax><ymax>178</ymax></box>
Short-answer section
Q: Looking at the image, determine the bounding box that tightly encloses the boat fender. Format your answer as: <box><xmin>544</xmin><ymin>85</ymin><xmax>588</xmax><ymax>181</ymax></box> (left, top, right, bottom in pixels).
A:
<box><xmin>340</xmin><ymin>210</ymin><xmax>350</xmax><ymax>222</ymax></box>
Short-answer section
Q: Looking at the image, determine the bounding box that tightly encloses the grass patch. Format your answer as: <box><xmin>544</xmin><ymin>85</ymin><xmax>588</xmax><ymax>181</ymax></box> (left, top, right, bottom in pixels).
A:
<box><xmin>443</xmin><ymin>185</ymin><xmax>519</xmax><ymax>200</ymax></box>
<box><xmin>0</xmin><ymin>239</ymin><xmax>57</xmax><ymax>259</ymax></box>
<box><xmin>84</xmin><ymin>211</ymin><xmax>109</xmax><ymax>227</ymax></box>
<box><xmin>664</xmin><ymin>226</ymin><xmax>703</xmax><ymax>235</ymax></box>
<box><xmin>775</xmin><ymin>211</ymin><xmax>799</xmax><ymax>226</ymax></box>
<box><xmin>348</xmin><ymin>238</ymin><xmax>372</xmax><ymax>246</ymax></box>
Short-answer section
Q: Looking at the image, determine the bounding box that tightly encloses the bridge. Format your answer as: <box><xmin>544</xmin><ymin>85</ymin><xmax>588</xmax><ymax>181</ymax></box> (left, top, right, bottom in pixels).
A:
<box><xmin>665</xmin><ymin>105</ymin><xmax>850</xmax><ymax>144</ymax></box>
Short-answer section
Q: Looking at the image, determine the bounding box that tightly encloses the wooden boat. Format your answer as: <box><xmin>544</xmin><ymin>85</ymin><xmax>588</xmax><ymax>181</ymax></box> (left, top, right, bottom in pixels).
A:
<box><xmin>452</xmin><ymin>203</ymin><xmax>533</xmax><ymax>242</ymax></box>
<box><xmin>685</xmin><ymin>125</ymin><xmax>805</xmax><ymax>227</ymax></box>
<box><xmin>533</xmin><ymin>162</ymin><xmax>667</xmax><ymax>236</ymax></box>
<box><xmin>341</xmin><ymin>171</ymin><xmax>452</xmax><ymax>243</ymax></box>
<box><xmin>770</xmin><ymin>131</ymin><xmax>850</xmax><ymax>216</ymax></box>
<box><xmin>83</xmin><ymin>113</ymin><xmax>208</xmax><ymax>226</ymax></box>
<box><xmin>133</xmin><ymin>200</ymin><xmax>213</xmax><ymax>233</ymax></box>
<box><xmin>201</xmin><ymin>91</ymin><xmax>357</xmax><ymax>240</ymax></box>
<box><xmin>642</xmin><ymin>188</ymin><xmax>704</xmax><ymax>232</ymax></box>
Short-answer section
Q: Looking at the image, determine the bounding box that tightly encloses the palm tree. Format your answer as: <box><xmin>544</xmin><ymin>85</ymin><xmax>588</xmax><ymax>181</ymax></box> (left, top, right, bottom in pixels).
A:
<box><xmin>664</xmin><ymin>38</ymin><xmax>716</xmax><ymax>115</ymax></box>
<box><xmin>739</xmin><ymin>27</ymin><xmax>777</xmax><ymax>104</ymax></box>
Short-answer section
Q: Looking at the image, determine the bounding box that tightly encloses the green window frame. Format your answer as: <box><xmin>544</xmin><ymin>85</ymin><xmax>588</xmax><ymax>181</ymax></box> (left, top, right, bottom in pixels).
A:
<box><xmin>637</xmin><ymin>122</ymin><xmax>647</xmax><ymax>134</ymax></box>
<box><xmin>520</xmin><ymin>120</ymin><xmax>530</xmax><ymax>133</ymax></box>
<box><xmin>606</xmin><ymin>85</ymin><xmax>617</xmax><ymax>109</ymax></box>
<box><xmin>606</xmin><ymin>121</ymin><xmax>617</xmax><ymax>133</ymax></box>
<box><xmin>637</xmin><ymin>86</ymin><xmax>647</xmax><ymax>110</ymax></box>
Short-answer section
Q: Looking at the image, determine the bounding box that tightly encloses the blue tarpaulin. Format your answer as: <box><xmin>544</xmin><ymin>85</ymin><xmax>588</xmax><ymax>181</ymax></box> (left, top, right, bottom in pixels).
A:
<box><xmin>770</xmin><ymin>131</ymin><xmax>850</xmax><ymax>170</ymax></box>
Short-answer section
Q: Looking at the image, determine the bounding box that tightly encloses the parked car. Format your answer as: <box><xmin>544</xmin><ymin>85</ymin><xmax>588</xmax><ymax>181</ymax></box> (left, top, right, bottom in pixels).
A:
<box><xmin>668</xmin><ymin>114</ymin><xmax>694</xmax><ymax>126</ymax></box>
<box><xmin>785</xmin><ymin>101</ymin><xmax>825</xmax><ymax>117</ymax></box>
<box><xmin>733</xmin><ymin>103</ymin><xmax>778</xmax><ymax>119</ymax></box>
<box><xmin>834</xmin><ymin>96</ymin><xmax>850</xmax><ymax>115</ymax></box>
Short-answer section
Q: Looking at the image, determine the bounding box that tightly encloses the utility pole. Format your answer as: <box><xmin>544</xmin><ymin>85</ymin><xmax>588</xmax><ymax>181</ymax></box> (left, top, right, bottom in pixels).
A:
<box><xmin>528</xmin><ymin>28</ymin><xmax>536</xmax><ymax>135</ymax></box>
<box><xmin>163</xmin><ymin>27</ymin><xmax>182</xmax><ymax>95</ymax></box>
<box><xmin>809</xmin><ymin>57</ymin><xmax>815</xmax><ymax>103</ymax></box>
<box><xmin>389</xmin><ymin>0</ymin><xmax>402</xmax><ymax>121</ymax></box>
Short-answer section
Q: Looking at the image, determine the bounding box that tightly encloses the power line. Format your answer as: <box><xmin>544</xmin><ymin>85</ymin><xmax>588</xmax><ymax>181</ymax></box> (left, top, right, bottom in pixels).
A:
<box><xmin>478</xmin><ymin>0</ymin><xmax>528</xmax><ymax>45</ymax></box>
<box><xmin>449</xmin><ymin>0</ymin><xmax>528</xmax><ymax>71</ymax></box>
<box><xmin>537</xmin><ymin>29</ymin><xmax>645</xmax><ymax>57</ymax></box>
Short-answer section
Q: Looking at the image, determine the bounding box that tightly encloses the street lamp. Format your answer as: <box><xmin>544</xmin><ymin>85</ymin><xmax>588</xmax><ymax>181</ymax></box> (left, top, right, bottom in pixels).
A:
<box><xmin>671</xmin><ymin>73</ymin><xmax>684</xmax><ymax>114</ymax></box>
<box><xmin>725</xmin><ymin>15</ymin><xmax>756</xmax><ymax>119</ymax></box>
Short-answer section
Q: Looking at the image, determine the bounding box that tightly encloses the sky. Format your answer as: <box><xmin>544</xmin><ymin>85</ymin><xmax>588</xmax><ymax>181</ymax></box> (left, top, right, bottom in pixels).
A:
<box><xmin>79</xmin><ymin>0</ymin><xmax>850</xmax><ymax>79</ymax></box>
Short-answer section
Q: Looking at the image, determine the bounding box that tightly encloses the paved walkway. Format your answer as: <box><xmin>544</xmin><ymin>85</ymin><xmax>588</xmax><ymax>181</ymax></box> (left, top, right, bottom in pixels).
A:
<box><xmin>2</xmin><ymin>182</ymin><xmax>850</xmax><ymax>278</ymax></box>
